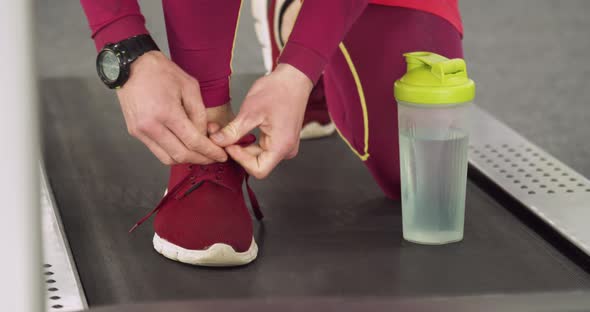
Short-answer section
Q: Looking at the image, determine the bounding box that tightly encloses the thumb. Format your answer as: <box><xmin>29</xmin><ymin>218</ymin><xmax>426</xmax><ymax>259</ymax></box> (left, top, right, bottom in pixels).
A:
<box><xmin>210</xmin><ymin>112</ymin><xmax>259</xmax><ymax>147</ymax></box>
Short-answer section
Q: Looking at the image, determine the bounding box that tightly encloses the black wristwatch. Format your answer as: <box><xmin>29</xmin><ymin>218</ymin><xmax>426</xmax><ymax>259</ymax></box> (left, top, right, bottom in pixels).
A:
<box><xmin>96</xmin><ymin>34</ymin><xmax>159</xmax><ymax>89</ymax></box>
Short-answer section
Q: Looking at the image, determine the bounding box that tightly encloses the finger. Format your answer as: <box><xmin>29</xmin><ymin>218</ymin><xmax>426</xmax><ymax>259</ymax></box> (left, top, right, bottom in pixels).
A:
<box><xmin>165</xmin><ymin>115</ymin><xmax>228</xmax><ymax>162</ymax></box>
<box><xmin>145</xmin><ymin>124</ymin><xmax>215</xmax><ymax>164</ymax></box>
<box><xmin>135</xmin><ymin>133</ymin><xmax>177</xmax><ymax>165</ymax></box>
<box><xmin>226</xmin><ymin>144</ymin><xmax>282</xmax><ymax>179</ymax></box>
<box><xmin>207</xmin><ymin>122</ymin><xmax>221</xmax><ymax>135</ymax></box>
<box><xmin>285</xmin><ymin>141</ymin><xmax>300</xmax><ymax>159</ymax></box>
<box><xmin>180</xmin><ymin>79</ymin><xmax>207</xmax><ymax>133</ymax></box>
<box><xmin>211</xmin><ymin>111</ymin><xmax>261</xmax><ymax>147</ymax></box>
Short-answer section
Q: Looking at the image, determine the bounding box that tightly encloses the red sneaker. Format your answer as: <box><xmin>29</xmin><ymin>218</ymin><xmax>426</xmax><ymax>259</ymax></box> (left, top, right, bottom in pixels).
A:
<box><xmin>252</xmin><ymin>0</ymin><xmax>335</xmax><ymax>140</ymax></box>
<box><xmin>130</xmin><ymin>134</ymin><xmax>263</xmax><ymax>267</ymax></box>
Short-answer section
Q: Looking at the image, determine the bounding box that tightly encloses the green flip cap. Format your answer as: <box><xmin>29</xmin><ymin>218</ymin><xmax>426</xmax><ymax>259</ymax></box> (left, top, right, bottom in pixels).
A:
<box><xmin>394</xmin><ymin>52</ymin><xmax>475</xmax><ymax>105</ymax></box>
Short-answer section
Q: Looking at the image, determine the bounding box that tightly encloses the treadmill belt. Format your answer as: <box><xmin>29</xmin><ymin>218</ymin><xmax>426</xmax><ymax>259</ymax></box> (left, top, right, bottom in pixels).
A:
<box><xmin>41</xmin><ymin>76</ymin><xmax>590</xmax><ymax>306</ymax></box>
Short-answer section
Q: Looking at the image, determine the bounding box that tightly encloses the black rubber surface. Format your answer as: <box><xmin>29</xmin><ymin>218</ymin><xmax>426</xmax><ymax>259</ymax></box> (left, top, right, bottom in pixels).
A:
<box><xmin>42</xmin><ymin>76</ymin><xmax>590</xmax><ymax>307</ymax></box>
<box><xmin>88</xmin><ymin>292</ymin><xmax>590</xmax><ymax>312</ymax></box>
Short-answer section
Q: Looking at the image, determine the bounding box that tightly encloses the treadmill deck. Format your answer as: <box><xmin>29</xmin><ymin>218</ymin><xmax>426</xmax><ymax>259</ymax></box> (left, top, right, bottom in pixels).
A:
<box><xmin>41</xmin><ymin>76</ymin><xmax>590</xmax><ymax>307</ymax></box>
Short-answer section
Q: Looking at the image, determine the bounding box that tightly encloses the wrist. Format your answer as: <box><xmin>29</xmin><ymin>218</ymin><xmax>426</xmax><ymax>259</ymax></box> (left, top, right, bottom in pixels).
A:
<box><xmin>274</xmin><ymin>63</ymin><xmax>314</xmax><ymax>94</ymax></box>
<box><xmin>129</xmin><ymin>51</ymin><xmax>165</xmax><ymax>72</ymax></box>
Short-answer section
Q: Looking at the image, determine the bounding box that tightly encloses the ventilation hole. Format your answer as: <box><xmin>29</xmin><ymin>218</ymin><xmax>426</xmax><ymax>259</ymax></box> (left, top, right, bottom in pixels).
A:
<box><xmin>540</xmin><ymin>157</ymin><xmax>546</xmax><ymax>161</ymax></box>
<box><xmin>547</xmin><ymin>162</ymin><xmax>553</xmax><ymax>166</ymax></box>
<box><xmin>508</xmin><ymin>148</ymin><xmax>515</xmax><ymax>152</ymax></box>
<box><xmin>44</xmin><ymin>272</ymin><xmax>54</xmax><ymax>276</ymax></box>
<box><xmin>469</xmin><ymin>145</ymin><xmax>474</xmax><ymax>149</ymax></box>
<box><xmin>551</xmin><ymin>178</ymin><xmax>558</xmax><ymax>182</ymax></box>
<box><xmin>485</xmin><ymin>144</ymin><xmax>491</xmax><ymax>148</ymax></box>
<box><xmin>578</xmin><ymin>183</ymin><xmax>585</xmax><ymax>187</ymax></box>
<box><xmin>536</xmin><ymin>168</ymin><xmax>543</xmax><ymax>172</ymax></box>
<box><xmin>474</xmin><ymin>150</ymin><xmax>480</xmax><ymax>154</ymax></box>
<box><xmin>48</xmin><ymin>287</ymin><xmax>58</xmax><ymax>292</ymax></box>
<box><xmin>548</xmin><ymin>190</ymin><xmax>555</xmax><ymax>194</ymax></box>
<box><xmin>50</xmin><ymin>296</ymin><xmax>61</xmax><ymax>300</ymax></box>
<box><xmin>567</xmin><ymin>189</ymin><xmax>574</xmax><ymax>193</ymax></box>
<box><xmin>52</xmin><ymin>305</ymin><xmax>63</xmax><ymax>309</ymax></box>
<box><xmin>46</xmin><ymin>279</ymin><xmax>56</xmax><ymax>284</ymax></box>
<box><xmin>514</xmin><ymin>180</ymin><xmax>520</xmax><ymax>184</ymax></box>
<box><xmin>486</xmin><ymin>159</ymin><xmax>492</xmax><ymax>163</ymax></box>
<box><xmin>491</xmin><ymin>149</ymin><xmax>497</xmax><ymax>153</ymax></box>
<box><xmin>529</xmin><ymin>163</ymin><xmax>536</xmax><ymax>167</ymax></box>
<box><xmin>511</xmin><ymin>164</ymin><xmax>518</xmax><ymax>167</ymax></box>
<box><xmin>586</xmin><ymin>189</ymin><xmax>590</xmax><ymax>192</ymax></box>
<box><xmin>526</xmin><ymin>148</ymin><xmax>532</xmax><ymax>152</ymax></box>
<box><xmin>559</xmin><ymin>184</ymin><xmax>565</xmax><ymax>187</ymax></box>
<box><xmin>533</xmin><ymin>153</ymin><xmax>539</xmax><ymax>156</ymax></box>
<box><xmin>528</xmin><ymin>191</ymin><xmax>536</xmax><ymax>194</ymax></box>
<box><xmin>525</xmin><ymin>174</ymin><xmax>532</xmax><ymax>178</ymax></box>
<box><xmin>532</xmin><ymin>179</ymin><xmax>539</xmax><ymax>183</ymax></box>
<box><xmin>500</xmin><ymin>169</ymin><xmax>506</xmax><ymax>173</ymax></box>
<box><xmin>570</xmin><ymin>178</ymin><xmax>577</xmax><ymax>182</ymax></box>
<box><xmin>515</xmin><ymin>153</ymin><xmax>521</xmax><ymax>157</ymax></box>
<box><xmin>502</xmin><ymin>144</ymin><xmax>509</xmax><ymax>148</ymax></box>
<box><xmin>539</xmin><ymin>185</ymin><xmax>546</xmax><ymax>188</ymax></box>
<box><xmin>554</xmin><ymin>167</ymin><xmax>561</xmax><ymax>171</ymax></box>
<box><xmin>498</xmin><ymin>154</ymin><xmax>504</xmax><ymax>158</ymax></box>
<box><xmin>493</xmin><ymin>164</ymin><xmax>499</xmax><ymax>168</ymax></box>
<box><xmin>518</xmin><ymin>169</ymin><xmax>525</xmax><ymax>172</ymax></box>
<box><xmin>562</xmin><ymin>173</ymin><xmax>569</xmax><ymax>176</ymax></box>
<box><xmin>504</xmin><ymin>159</ymin><xmax>511</xmax><ymax>162</ymax></box>
<box><xmin>480</xmin><ymin>154</ymin><xmax>486</xmax><ymax>159</ymax></box>
<box><xmin>522</xmin><ymin>158</ymin><xmax>528</xmax><ymax>162</ymax></box>
<box><xmin>521</xmin><ymin>185</ymin><xmax>528</xmax><ymax>189</ymax></box>
<box><xmin>43</xmin><ymin>264</ymin><xmax>52</xmax><ymax>268</ymax></box>
<box><xmin>507</xmin><ymin>175</ymin><xmax>514</xmax><ymax>178</ymax></box>
<box><xmin>543</xmin><ymin>173</ymin><xmax>550</xmax><ymax>177</ymax></box>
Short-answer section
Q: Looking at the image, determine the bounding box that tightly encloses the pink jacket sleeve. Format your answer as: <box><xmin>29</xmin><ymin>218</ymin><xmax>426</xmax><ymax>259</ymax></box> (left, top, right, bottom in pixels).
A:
<box><xmin>80</xmin><ymin>0</ymin><xmax>149</xmax><ymax>51</ymax></box>
<box><xmin>278</xmin><ymin>0</ymin><xmax>369</xmax><ymax>84</ymax></box>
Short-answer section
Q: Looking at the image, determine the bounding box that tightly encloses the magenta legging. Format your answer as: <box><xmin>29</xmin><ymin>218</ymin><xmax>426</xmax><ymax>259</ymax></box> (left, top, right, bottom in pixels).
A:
<box><xmin>320</xmin><ymin>6</ymin><xmax>463</xmax><ymax>199</ymax></box>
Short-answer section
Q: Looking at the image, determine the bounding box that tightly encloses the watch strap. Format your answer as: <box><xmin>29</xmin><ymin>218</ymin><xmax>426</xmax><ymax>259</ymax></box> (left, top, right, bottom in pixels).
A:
<box><xmin>115</xmin><ymin>34</ymin><xmax>160</xmax><ymax>67</ymax></box>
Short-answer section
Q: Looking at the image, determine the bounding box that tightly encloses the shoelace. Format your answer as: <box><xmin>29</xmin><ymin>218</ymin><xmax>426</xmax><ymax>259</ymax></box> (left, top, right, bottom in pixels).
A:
<box><xmin>129</xmin><ymin>163</ymin><xmax>263</xmax><ymax>233</ymax></box>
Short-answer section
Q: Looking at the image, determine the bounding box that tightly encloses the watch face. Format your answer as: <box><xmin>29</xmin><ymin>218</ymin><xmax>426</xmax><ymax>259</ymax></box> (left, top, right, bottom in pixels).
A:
<box><xmin>98</xmin><ymin>50</ymin><xmax>120</xmax><ymax>82</ymax></box>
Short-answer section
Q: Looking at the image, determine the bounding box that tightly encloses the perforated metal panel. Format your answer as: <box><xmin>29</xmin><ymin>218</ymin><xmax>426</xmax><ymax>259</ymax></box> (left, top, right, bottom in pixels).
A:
<box><xmin>469</xmin><ymin>107</ymin><xmax>590</xmax><ymax>256</ymax></box>
<box><xmin>41</xmin><ymin>165</ymin><xmax>88</xmax><ymax>311</ymax></box>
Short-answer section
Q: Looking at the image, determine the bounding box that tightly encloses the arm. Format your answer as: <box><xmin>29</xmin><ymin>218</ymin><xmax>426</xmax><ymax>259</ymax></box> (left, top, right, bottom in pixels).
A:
<box><xmin>79</xmin><ymin>0</ymin><xmax>227</xmax><ymax>165</ymax></box>
<box><xmin>278</xmin><ymin>0</ymin><xmax>369</xmax><ymax>84</ymax></box>
<box><xmin>80</xmin><ymin>0</ymin><xmax>149</xmax><ymax>51</ymax></box>
<box><xmin>211</xmin><ymin>0</ymin><xmax>369</xmax><ymax>178</ymax></box>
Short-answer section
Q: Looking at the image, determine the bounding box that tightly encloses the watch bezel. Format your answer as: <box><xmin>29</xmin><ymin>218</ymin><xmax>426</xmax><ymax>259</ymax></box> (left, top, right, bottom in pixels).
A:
<box><xmin>96</xmin><ymin>45</ymin><xmax>130</xmax><ymax>89</ymax></box>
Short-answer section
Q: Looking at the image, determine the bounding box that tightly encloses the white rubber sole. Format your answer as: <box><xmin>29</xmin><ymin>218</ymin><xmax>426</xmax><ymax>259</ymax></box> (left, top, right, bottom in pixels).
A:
<box><xmin>153</xmin><ymin>233</ymin><xmax>258</xmax><ymax>267</ymax></box>
<box><xmin>300</xmin><ymin>121</ymin><xmax>337</xmax><ymax>140</ymax></box>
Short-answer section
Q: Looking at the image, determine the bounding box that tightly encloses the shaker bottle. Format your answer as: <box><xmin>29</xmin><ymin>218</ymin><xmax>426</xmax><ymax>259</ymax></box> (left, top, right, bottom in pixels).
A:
<box><xmin>394</xmin><ymin>52</ymin><xmax>476</xmax><ymax>244</ymax></box>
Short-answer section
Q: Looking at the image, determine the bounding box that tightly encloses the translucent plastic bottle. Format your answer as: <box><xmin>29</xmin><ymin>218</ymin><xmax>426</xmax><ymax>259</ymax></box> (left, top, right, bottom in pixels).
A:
<box><xmin>394</xmin><ymin>52</ymin><xmax>476</xmax><ymax>244</ymax></box>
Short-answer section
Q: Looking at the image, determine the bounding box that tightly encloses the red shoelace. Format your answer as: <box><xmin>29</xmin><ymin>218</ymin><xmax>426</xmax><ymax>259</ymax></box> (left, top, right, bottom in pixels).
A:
<box><xmin>129</xmin><ymin>163</ymin><xmax>263</xmax><ymax>233</ymax></box>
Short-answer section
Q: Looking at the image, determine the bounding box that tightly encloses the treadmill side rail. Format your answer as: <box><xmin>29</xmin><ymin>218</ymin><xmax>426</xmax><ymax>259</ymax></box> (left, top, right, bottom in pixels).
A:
<box><xmin>469</xmin><ymin>106</ymin><xmax>590</xmax><ymax>257</ymax></box>
<box><xmin>41</xmin><ymin>165</ymin><xmax>88</xmax><ymax>311</ymax></box>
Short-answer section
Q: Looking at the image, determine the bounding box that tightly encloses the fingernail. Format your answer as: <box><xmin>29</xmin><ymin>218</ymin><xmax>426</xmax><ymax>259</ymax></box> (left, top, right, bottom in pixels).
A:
<box><xmin>211</xmin><ymin>132</ymin><xmax>224</xmax><ymax>143</ymax></box>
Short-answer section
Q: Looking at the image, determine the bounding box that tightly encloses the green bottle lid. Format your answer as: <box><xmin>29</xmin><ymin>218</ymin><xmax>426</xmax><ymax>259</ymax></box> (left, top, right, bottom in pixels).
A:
<box><xmin>394</xmin><ymin>52</ymin><xmax>475</xmax><ymax>105</ymax></box>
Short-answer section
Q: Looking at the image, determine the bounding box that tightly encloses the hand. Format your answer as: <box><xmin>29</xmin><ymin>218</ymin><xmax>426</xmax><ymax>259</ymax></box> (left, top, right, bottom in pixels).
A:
<box><xmin>116</xmin><ymin>51</ymin><xmax>227</xmax><ymax>165</ymax></box>
<box><xmin>210</xmin><ymin>63</ymin><xmax>313</xmax><ymax>178</ymax></box>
